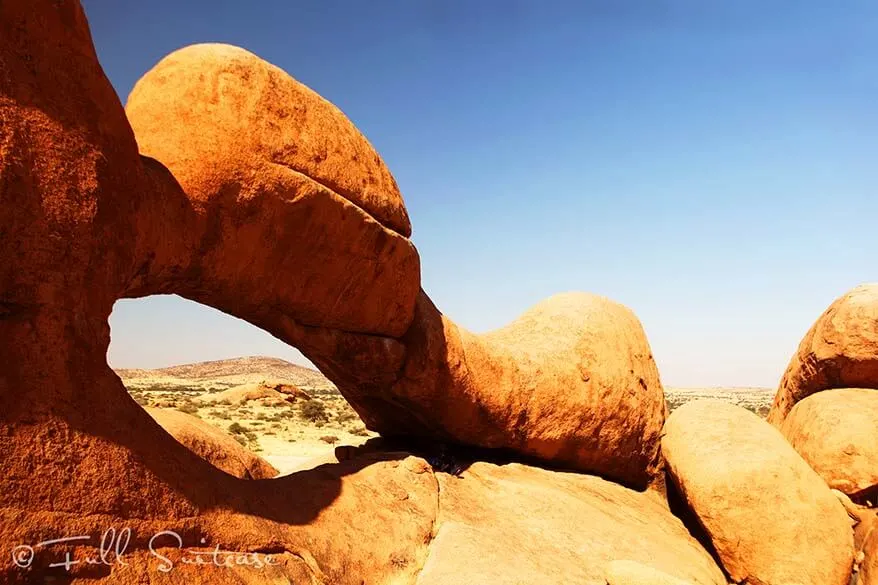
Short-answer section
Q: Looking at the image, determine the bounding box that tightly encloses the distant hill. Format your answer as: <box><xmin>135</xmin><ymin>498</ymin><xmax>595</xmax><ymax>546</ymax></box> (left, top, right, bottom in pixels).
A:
<box><xmin>115</xmin><ymin>356</ymin><xmax>335</xmax><ymax>391</ymax></box>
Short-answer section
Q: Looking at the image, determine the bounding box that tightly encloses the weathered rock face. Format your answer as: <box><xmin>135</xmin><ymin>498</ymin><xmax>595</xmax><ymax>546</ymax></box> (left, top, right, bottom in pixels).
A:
<box><xmin>781</xmin><ymin>388</ymin><xmax>878</xmax><ymax>501</ymax></box>
<box><xmin>125</xmin><ymin>45</ymin><xmax>667</xmax><ymax>486</ymax></box>
<box><xmin>146</xmin><ymin>407</ymin><xmax>278</xmax><ymax>479</ymax></box>
<box><xmin>605</xmin><ymin>560</ymin><xmax>698</xmax><ymax>585</ymax></box>
<box><xmin>769</xmin><ymin>284</ymin><xmax>878</xmax><ymax>425</ymax></box>
<box><xmin>0</xmin><ymin>2</ymin><xmax>435</xmax><ymax>584</ymax></box>
<box><xmin>0</xmin><ymin>2</ymin><xmax>674</xmax><ymax>584</ymax></box>
<box><xmin>663</xmin><ymin>400</ymin><xmax>854</xmax><ymax>585</ymax></box>
<box><xmin>414</xmin><ymin>462</ymin><xmax>725</xmax><ymax>585</ymax></box>
<box><xmin>128</xmin><ymin>43</ymin><xmax>411</xmax><ymax>238</ymax></box>
<box><xmin>351</xmin><ymin>291</ymin><xmax>668</xmax><ymax>488</ymax></box>
<box><xmin>864</xmin><ymin>527</ymin><xmax>878</xmax><ymax>585</ymax></box>
<box><xmin>124</xmin><ymin>43</ymin><xmax>421</xmax><ymax>339</ymax></box>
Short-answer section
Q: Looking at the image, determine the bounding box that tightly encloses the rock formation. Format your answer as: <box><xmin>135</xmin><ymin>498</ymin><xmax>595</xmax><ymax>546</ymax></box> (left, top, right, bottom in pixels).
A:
<box><xmin>1</xmin><ymin>1</ymin><xmax>872</xmax><ymax>584</ymax></box>
<box><xmin>662</xmin><ymin>400</ymin><xmax>854</xmax><ymax>585</ymax></box>
<box><xmin>0</xmin><ymin>3</ymin><xmax>436</xmax><ymax>583</ymax></box>
<box><xmin>0</xmin><ymin>1</ymin><xmax>671</xmax><ymax>583</ymax></box>
<box><xmin>125</xmin><ymin>44</ymin><xmax>667</xmax><ymax>488</ymax></box>
<box><xmin>414</xmin><ymin>462</ymin><xmax>724</xmax><ymax>585</ymax></box>
<box><xmin>146</xmin><ymin>407</ymin><xmax>278</xmax><ymax>479</ymax></box>
<box><xmin>769</xmin><ymin>283</ymin><xmax>878</xmax><ymax>425</ymax></box>
<box><xmin>863</xmin><ymin>521</ymin><xmax>878</xmax><ymax>585</ymax></box>
<box><xmin>198</xmin><ymin>382</ymin><xmax>305</xmax><ymax>406</ymax></box>
<box><xmin>605</xmin><ymin>560</ymin><xmax>699</xmax><ymax>585</ymax></box>
<box><xmin>781</xmin><ymin>388</ymin><xmax>878</xmax><ymax>502</ymax></box>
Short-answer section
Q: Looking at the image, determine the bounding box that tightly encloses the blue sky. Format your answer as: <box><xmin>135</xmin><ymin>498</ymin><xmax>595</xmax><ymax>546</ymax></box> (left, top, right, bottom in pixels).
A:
<box><xmin>88</xmin><ymin>1</ymin><xmax>878</xmax><ymax>387</ymax></box>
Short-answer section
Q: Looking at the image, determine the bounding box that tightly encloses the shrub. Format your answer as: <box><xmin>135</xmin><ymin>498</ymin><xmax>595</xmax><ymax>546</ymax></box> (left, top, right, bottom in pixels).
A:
<box><xmin>336</xmin><ymin>409</ymin><xmax>359</xmax><ymax>424</ymax></box>
<box><xmin>319</xmin><ymin>435</ymin><xmax>339</xmax><ymax>445</ymax></box>
<box><xmin>300</xmin><ymin>399</ymin><xmax>328</xmax><ymax>423</ymax></box>
<box><xmin>228</xmin><ymin>422</ymin><xmax>247</xmax><ymax>435</ymax></box>
<box><xmin>177</xmin><ymin>402</ymin><xmax>199</xmax><ymax>415</ymax></box>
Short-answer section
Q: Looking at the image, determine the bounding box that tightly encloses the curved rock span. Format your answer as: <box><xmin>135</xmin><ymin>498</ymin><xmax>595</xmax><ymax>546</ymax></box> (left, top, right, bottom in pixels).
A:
<box><xmin>124</xmin><ymin>42</ymin><xmax>668</xmax><ymax>488</ymax></box>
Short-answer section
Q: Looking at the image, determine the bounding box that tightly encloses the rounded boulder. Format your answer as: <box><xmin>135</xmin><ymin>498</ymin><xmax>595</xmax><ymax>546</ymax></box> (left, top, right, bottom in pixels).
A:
<box><xmin>662</xmin><ymin>399</ymin><xmax>854</xmax><ymax>585</ymax></box>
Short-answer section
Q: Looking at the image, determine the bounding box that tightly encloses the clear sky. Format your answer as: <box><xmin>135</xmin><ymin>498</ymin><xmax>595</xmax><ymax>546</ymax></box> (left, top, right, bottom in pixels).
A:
<box><xmin>88</xmin><ymin>1</ymin><xmax>878</xmax><ymax>387</ymax></box>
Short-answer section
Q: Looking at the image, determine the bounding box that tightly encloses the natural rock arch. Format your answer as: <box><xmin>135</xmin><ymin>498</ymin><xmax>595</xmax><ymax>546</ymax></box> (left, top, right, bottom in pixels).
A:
<box><xmin>1</xmin><ymin>2</ymin><xmax>674</xmax><ymax>582</ymax></box>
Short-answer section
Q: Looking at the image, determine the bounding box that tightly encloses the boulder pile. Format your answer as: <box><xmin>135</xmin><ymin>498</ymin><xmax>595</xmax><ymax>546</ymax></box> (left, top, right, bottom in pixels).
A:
<box><xmin>0</xmin><ymin>2</ymin><xmax>875</xmax><ymax>584</ymax></box>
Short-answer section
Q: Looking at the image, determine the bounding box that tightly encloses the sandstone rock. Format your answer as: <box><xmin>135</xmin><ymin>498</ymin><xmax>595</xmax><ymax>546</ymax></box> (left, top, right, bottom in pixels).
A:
<box><xmin>127</xmin><ymin>43</ymin><xmax>410</xmax><ymax>237</ymax></box>
<box><xmin>864</xmin><ymin>526</ymin><xmax>878</xmax><ymax>585</ymax></box>
<box><xmin>1</xmin><ymin>3</ymin><xmax>436</xmax><ymax>584</ymax></box>
<box><xmin>415</xmin><ymin>461</ymin><xmax>725</xmax><ymax>585</ymax></box>
<box><xmin>605</xmin><ymin>560</ymin><xmax>696</xmax><ymax>585</ymax></box>
<box><xmin>663</xmin><ymin>400</ymin><xmax>854</xmax><ymax>585</ymax></box>
<box><xmin>769</xmin><ymin>284</ymin><xmax>878</xmax><ymax>425</ymax></box>
<box><xmin>270</xmin><ymin>382</ymin><xmax>311</xmax><ymax>401</ymax></box>
<box><xmin>781</xmin><ymin>388</ymin><xmax>878</xmax><ymax>501</ymax></box>
<box><xmin>125</xmin><ymin>43</ymin><xmax>420</xmax><ymax>340</ymax></box>
<box><xmin>317</xmin><ymin>291</ymin><xmax>668</xmax><ymax>488</ymax></box>
<box><xmin>198</xmin><ymin>381</ymin><xmax>300</xmax><ymax>406</ymax></box>
<box><xmin>146</xmin><ymin>407</ymin><xmax>278</xmax><ymax>479</ymax></box>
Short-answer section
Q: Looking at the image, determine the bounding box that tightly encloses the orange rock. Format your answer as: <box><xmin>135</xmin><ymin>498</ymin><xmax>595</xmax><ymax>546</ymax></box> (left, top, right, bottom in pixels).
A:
<box><xmin>0</xmin><ymin>3</ymin><xmax>436</xmax><ymax>584</ymax></box>
<box><xmin>128</xmin><ymin>43</ymin><xmax>410</xmax><ymax>237</ymax></box>
<box><xmin>864</xmin><ymin>527</ymin><xmax>878</xmax><ymax>585</ymax></box>
<box><xmin>124</xmin><ymin>43</ymin><xmax>666</xmax><ymax>483</ymax></box>
<box><xmin>125</xmin><ymin>44</ymin><xmax>420</xmax><ymax>339</ymax></box>
<box><xmin>663</xmin><ymin>400</ymin><xmax>854</xmax><ymax>585</ymax></box>
<box><xmin>416</xmin><ymin>462</ymin><xmax>725</xmax><ymax>585</ymax></box>
<box><xmin>769</xmin><ymin>284</ymin><xmax>878</xmax><ymax>425</ymax></box>
<box><xmin>313</xmin><ymin>291</ymin><xmax>668</xmax><ymax>488</ymax></box>
<box><xmin>781</xmin><ymin>388</ymin><xmax>878</xmax><ymax>501</ymax></box>
<box><xmin>146</xmin><ymin>407</ymin><xmax>277</xmax><ymax>479</ymax></box>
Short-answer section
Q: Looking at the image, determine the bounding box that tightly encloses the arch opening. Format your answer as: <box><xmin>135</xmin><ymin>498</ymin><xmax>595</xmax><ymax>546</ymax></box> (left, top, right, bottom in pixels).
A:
<box><xmin>108</xmin><ymin>294</ymin><xmax>377</xmax><ymax>478</ymax></box>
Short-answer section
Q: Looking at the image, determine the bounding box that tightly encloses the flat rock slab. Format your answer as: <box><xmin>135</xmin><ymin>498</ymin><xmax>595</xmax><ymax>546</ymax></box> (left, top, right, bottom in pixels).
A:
<box><xmin>415</xmin><ymin>461</ymin><xmax>725</xmax><ymax>585</ymax></box>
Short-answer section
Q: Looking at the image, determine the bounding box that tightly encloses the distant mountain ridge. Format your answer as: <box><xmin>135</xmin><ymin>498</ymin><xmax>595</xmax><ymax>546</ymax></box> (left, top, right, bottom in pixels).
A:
<box><xmin>115</xmin><ymin>356</ymin><xmax>334</xmax><ymax>390</ymax></box>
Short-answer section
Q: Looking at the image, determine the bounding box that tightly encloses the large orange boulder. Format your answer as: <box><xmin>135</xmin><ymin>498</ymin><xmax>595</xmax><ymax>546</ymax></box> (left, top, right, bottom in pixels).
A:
<box><xmin>414</xmin><ymin>461</ymin><xmax>725</xmax><ymax>585</ymax></box>
<box><xmin>306</xmin><ymin>291</ymin><xmax>667</xmax><ymax>488</ymax></box>
<box><xmin>864</xmin><ymin>527</ymin><xmax>878</xmax><ymax>585</ymax></box>
<box><xmin>387</xmin><ymin>291</ymin><xmax>667</xmax><ymax>488</ymax></box>
<box><xmin>146</xmin><ymin>407</ymin><xmax>278</xmax><ymax>479</ymax></box>
<box><xmin>781</xmin><ymin>388</ymin><xmax>878</xmax><ymax>501</ymax></box>
<box><xmin>663</xmin><ymin>400</ymin><xmax>854</xmax><ymax>585</ymax></box>
<box><xmin>769</xmin><ymin>284</ymin><xmax>878</xmax><ymax>425</ymax></box>
<box><xmin>125</xmin><ymin>43</ymin><xmax>420</xmax><ymax>339</ymax></box>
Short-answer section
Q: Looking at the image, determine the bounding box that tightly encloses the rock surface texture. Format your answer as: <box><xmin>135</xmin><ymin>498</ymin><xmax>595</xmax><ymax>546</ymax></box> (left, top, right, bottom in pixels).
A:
<box><xmin>663</xmin><ymin>400</ymin><xmax>854</xmax><ymax>585</ymax></box>
<box><xmin>414</xmin><ymin>462</ymin><xmax>725</xmax><ymax>585</ymax></box>
<box><xmin>863</xmin><ymin>522</ymin><xmax>878</xmax><ymax>585</ymax></box>
<box><xmin>605</xmin><ymin>560</ymin><xmax>698</xmax><ymax>585</ymax></box>
<box><xmin>146</xmin><ymin>407</ymin><xmax>278</xmax><ymax>479</ymax></box>
<box><xmin>769</xmin><ymin>283</ymin><xmax>878</xmax><ymax>425</ymax></box>
<box><xmin>781</xmin><ymin>388</ymin><xmax>878</xmax><ymax>502</ymax></box>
